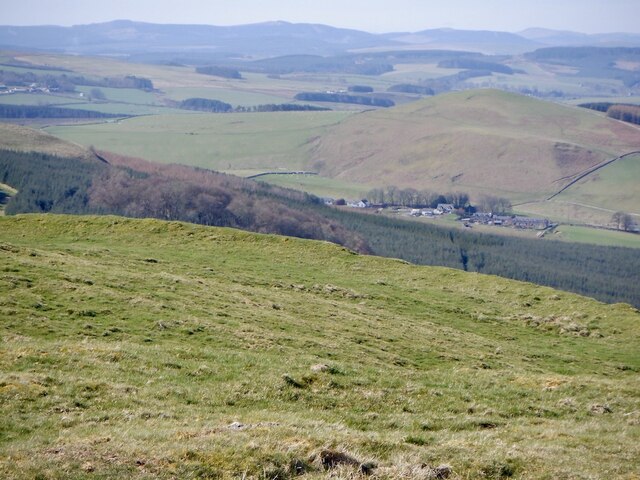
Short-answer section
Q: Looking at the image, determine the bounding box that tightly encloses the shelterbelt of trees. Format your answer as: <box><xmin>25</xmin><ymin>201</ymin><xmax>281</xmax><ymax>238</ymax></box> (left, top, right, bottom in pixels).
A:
<box><xmin>580</xmin><ymin>102</ymin><xmax>640</xmax><ymax>126</ymax></box>
<box><xmin>1</xmin><ymin>148</ymin><xmax>639</xmax><ymax>307</ymax></box>
<box><xmin>0</xmin><ymin>69</ymin><xmax>153</xmax><ymax>92</ymax></box>
<box><xmin>0</xmin><ymin>104</ymin><xmax>122</xmax><ymax>119</ymax></box>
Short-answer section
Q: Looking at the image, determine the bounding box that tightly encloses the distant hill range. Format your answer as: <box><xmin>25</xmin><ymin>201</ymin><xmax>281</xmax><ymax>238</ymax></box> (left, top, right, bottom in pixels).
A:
<box><xmin>1</xmin><ymin>20</ymin><xmax>640</xmax><ymax>57</ymax></box>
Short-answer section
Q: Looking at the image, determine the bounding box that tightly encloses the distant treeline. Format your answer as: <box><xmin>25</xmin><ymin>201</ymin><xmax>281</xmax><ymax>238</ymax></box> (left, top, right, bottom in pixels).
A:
<box><xmin>579</xmin><ymin>102</ymin><xmax>640</xmax><ymax>126</ymax></box>
<box><xmin>195</xmin><ymin>65</ymin><xmax>243</xmax><ymax>79</ymax></box>
<box><xmin>387</xmin><ymin>84</ymin><xmax>435</xmax><ymax>95</ymax></box>
<box><xmin>365</xmin><ymin>187</ymin><xmax>512</xmax><ymax>214</ymax></box>
<box><xmin>389</xmin><ymin>70</ymin><xmax>495</xmax><ymax>96</ymax></box>
<box><xmin>437</xmin><ymin>58</ymin><xmax>515</xmax><ymax>74</ymax></box>
<box><xmin>0</xmin><ymin>104</ymin><xmax>122</xmax><ymax>119</ymax></box>
<box><xmin>179</xmin><ymin>98</ymin><xmax>233</xmax><ymax>112</ymax></box>
<box><xmin>177</xmin><ymin>97</ymin><xmax>330</xmax><ymax>113</ymax></box>
<box><xmin>294</xmin><ymin>92</ymin><xmax>395</xmax><ymax>107</ymax></box>
<box><xmin>236</xmin><ymin>104</ymin><xmax>330</xmax><ymax>112</ymax></box>
<box><xmin>2</xmin><ymin>148</ymin><xmax>639</xmax><ymax>307</ymax></box>
<box><xmin>140</xmin><ymin>50</ymin><xmax>497</xmax><ymax>77</ymax></box>
<box><xmin>525</xmin><ymin>47</ymin><xmax>640</xmax><ymax>89</ymax></box>
<box><xmin>367</xmin><ymin>187</ymin><xmax>470</xmax><ymax>209</ymax></box>
<box><xmin>0</xmin><ymin>70</ymin><xmax>154</xmax><ymax>92</ymax></box>
<box><xmin>248</xmin><ymin>54</ymin><xmax>394</xmax><ymax>76</ymax></box>
<box><xmin>348</xmin><ymin>85</ymin><xmax>373</xmax><ymax>93</ymax></box>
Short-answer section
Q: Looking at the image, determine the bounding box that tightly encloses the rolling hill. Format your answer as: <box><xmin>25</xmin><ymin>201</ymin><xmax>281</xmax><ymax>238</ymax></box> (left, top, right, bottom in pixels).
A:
<box><xmin>0</xmin><ymin>20</ymin><xmax>393</xmax><ymax>57</ymax></box>
<box><xmin>3</xmin><ymin>21</ymin><xmax>640</xmax><ymax>59</ymax></box>
<box><xmin>308</xmin><ymin>89</ymin><xmax>640</xmax><ymax>203</ymax></box>
<box><xmin>0</xmin><ymin>214</ymin><xmax>639</xmax><ymax>479</ymax></box>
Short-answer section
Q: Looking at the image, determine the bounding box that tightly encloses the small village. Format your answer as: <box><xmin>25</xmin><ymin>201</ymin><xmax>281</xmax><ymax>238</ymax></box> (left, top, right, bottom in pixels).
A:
<box><xmin>0</xmin><ymin>83</ymin><xmax>57</xmax><ymax>95</ymax></box>
<box><xmin>335</xmin><ymin>199</ymin><xmax>553</xmax><ymax>231</ymax></box>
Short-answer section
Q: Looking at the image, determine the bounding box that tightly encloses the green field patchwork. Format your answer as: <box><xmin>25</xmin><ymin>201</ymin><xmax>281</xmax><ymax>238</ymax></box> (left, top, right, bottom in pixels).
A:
<box><xmin>255</xmin><ymin>174</ymin><xmax>370</xmax><ymax>199</ymax></box>
<box><xmin>550</xmin><ymin>225</ymin><xmax>640</xmax><ymax>248</ymax></box>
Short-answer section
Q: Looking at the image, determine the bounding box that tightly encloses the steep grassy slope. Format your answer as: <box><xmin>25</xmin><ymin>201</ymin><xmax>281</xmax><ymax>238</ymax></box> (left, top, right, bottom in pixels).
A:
<box><xmin>309</xmin><ymin>89</ymin><xmax>640</xmax><ymax>201</ymax></box>
<box><xmin>1</xmin><ymin>214</ymin><xmax>639</xmax><ymax>479</ymax></box>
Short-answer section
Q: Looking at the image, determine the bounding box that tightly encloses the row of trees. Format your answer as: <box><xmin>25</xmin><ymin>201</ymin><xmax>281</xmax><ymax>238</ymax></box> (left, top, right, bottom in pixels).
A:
<box><xmin>387</xmin><ymin>84</ymin><xmax>435</xmax><ymax>95</ymax></box>
<box><xmin>611</xmin><ymin>211</ymin><xmax>637</xmax><ymax>231</ymax></box>
<box><xmin>365</xmin><ymin>187</ymin><xmax>512</xmax><ymax>214</ymax></box>
<box><xmin>366</xmin><ymin>187</ymin><xmax>470</xmax><ymax>209</ymax></box>
<box><xmin>387</xmin><ymin>70</ymin><xmax>495</xmax><ymax>96</ymax></box>
<box><xmin>607</xmin><ymin>104</ymin><xmax>640</xmax><ymax>125</ymax></box>
<box><xmin>580</xmin><ymin>102</ymin><xmax>640</xmax><ymax>125</ymax></box>
<box><xmin>294</xmin><ymin>92</ymin><xmax>394</xmax><ymax>107</ymax></box>
<box><xmin>177</xmin><ymin>98</ymin><xmax>330</xmax><ymax>113</ymax></box>
<box><xmin>195</xmin><ymin>65</ymin><xmax>243</xmax><ymax>79</ymax></box>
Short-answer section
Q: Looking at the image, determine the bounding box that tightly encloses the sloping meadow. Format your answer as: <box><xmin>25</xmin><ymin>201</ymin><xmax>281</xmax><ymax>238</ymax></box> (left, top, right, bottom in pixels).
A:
<box><xmin>1</xmin><ymin>214</ymin><xmax>639</xmax><ymax>479</ymax></box>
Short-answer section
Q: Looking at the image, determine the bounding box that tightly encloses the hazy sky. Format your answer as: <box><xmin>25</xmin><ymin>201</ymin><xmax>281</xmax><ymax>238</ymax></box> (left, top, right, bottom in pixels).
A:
<box><xmin>3</xmin><ymin>0</ymin><xmax>640</xmax><ymax>34</ymax></box>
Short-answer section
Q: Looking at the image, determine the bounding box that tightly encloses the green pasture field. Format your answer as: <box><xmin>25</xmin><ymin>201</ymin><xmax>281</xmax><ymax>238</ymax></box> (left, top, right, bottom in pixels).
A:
<box><xmin>255</xmin><ymin>174</ymin><xmax>370</xmax><ymax>199</ymax></box>
<box><xmin>550</xmin><ymin>224</ymin><xmax>640</xmax><ymax>248</ymax></box>
<box><xmin>0</xmin><ymin>214</ymin><xmax>639</xmax><ymax>479</ymax></box>
<box><xmin>380</xmin><ymin>64</ymin><xmax>465</xmax><ymax>84</ymax></box>
<box><xmin>554</xmin><ymin>153</ymin><xmax>640</xmax><ymax>215</ymax></box>
<box><xmin>12</xmin><ymin>53</ymin><xmax>230</xmax><ymax>90</ymax></box>
<box><xmin>0</xmin><ymin>93</ymin><xmax>85</xmax><ymax>106</ymax></box>
<box><xmin>61</xmin><ymin>102</ymin><xmax>192</xmax><ymax>116</ymax></box>
<box><xmin>516</xmin><ymin>200</ymin><xmax>618</xmax><ymax>227</ymax></box>
<box><xmin>45</xmin><ymin>110</ymin><xmax>353</xmax><ymax>173</ymax></box>
<box><xmin>0</xmin><ymin>61</ymin><xmax>72</xmax><ymax>76</ymax></box>
<box><xmin>75</xmin><ymin>86</ymin><xmax>162</xmax><ymax>105</ymax></box>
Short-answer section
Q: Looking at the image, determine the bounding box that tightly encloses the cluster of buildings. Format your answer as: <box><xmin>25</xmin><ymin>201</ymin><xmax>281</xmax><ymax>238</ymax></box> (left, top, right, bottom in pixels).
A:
<box><xmin>0</xmin><ymin>83</ymin><xmax>56</xmax><ymax>95</ymax></box>
<box><xmin>462</xmin><ymin>212</ymin><xmax>551</xmax><ymax>230</ymax></box>
<box><xmin>328</xmin><ymin>198</ymin><xmax>552</xmax><ymax>231</ymax></box>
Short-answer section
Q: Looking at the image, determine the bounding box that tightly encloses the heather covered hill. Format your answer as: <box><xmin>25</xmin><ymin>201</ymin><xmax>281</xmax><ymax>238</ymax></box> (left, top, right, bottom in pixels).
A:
<box><xmin>308</xmin><ymin>89</ymin><xmax>640</xmax><ymax>201</ymax></box>
<box><xmin>0</xmin><ymin>214</ymin><xmax>638</xmax><ymax>479</ymax></box>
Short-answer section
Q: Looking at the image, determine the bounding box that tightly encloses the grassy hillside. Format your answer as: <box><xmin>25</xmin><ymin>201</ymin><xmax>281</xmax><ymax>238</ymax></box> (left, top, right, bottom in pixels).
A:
<box><xmin>553</xmin><ymin>152</ymin><xmax>640</xmax><ymax>215</ymax></box>
<box><xmin>1</xmin><ymin>214</ymin><xmax>639</xmax><ymax>479</ymax></box>
<box><xmin>45</xmin><ymin>111</ymin><xmax>352</xmax><ymax>176</ymax></box>
<box><xmin>0</xmin><ymin>122</ymin><xmax>91</xmax><ymax>159</ymax></box>
<box><xmin>309</xmin><ymin>89</ymin><xmax>640</xmax><ymax>202</ymax></box>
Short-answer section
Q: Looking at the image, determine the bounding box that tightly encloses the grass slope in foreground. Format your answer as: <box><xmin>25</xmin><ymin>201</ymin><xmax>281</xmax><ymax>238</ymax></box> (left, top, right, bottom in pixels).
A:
<box><xmin>1</xmin><ymin>215</ymin><xmax>639</xmax><ymax>479</ymax></box>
